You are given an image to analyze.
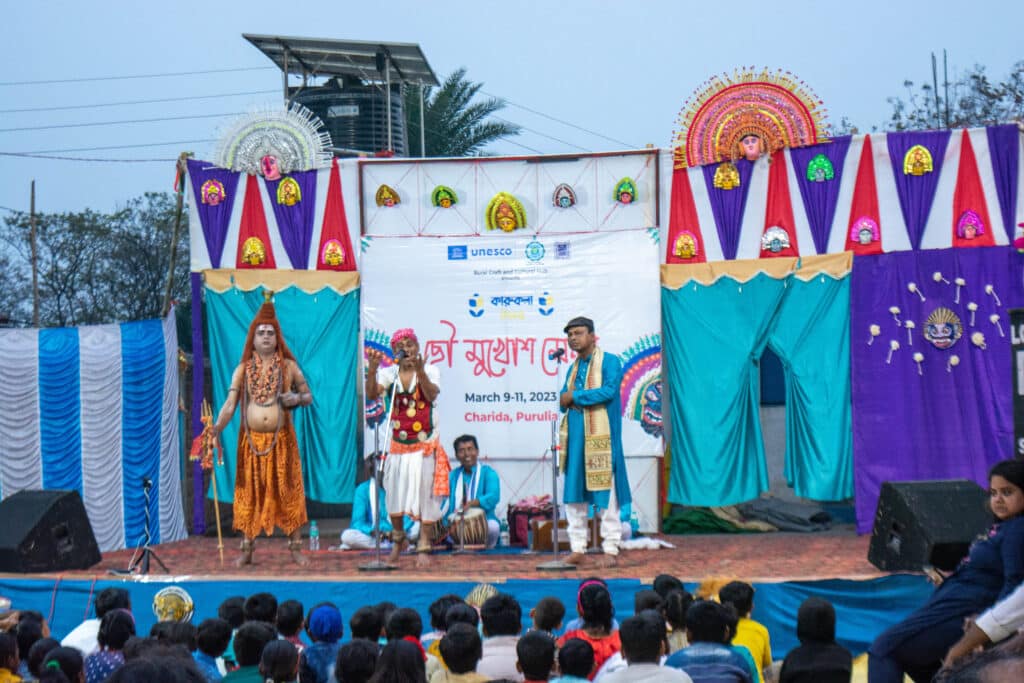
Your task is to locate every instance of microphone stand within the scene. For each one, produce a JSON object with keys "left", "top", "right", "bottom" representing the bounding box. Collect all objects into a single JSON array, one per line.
[
  {"left": 360, "top": 361, "right": 403, "bottom": 572},
  {"left": 537, "top": 350, "right": 575, "bottom": 572}
]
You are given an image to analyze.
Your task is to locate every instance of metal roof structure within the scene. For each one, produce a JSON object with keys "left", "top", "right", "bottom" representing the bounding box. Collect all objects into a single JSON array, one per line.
[{"left": 242, "top": 34, "right": 440, "bottom": 87}]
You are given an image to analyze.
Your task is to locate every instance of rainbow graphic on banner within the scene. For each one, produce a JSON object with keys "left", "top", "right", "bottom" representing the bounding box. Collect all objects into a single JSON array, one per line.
[{"left": 619, "top": 334, "right": 663, "bottom": 438}]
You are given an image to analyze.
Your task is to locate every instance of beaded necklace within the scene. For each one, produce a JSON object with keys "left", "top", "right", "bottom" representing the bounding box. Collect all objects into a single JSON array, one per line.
[{"left": 247, "top": 353, "right": 282, "bottom": 407}]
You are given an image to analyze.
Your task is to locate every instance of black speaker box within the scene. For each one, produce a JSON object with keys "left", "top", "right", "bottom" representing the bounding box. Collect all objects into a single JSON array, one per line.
[
  {"left": 868, "top": 479, "right": 990, "bottom": 572},
  {"left": 0, "top": 490, "right": 102, "bottom": 572}
]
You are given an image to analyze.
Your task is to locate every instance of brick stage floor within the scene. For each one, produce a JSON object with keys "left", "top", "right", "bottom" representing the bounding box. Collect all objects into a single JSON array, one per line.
[{"left": 47, "top": 527, "right": 885, "bottom": 583}]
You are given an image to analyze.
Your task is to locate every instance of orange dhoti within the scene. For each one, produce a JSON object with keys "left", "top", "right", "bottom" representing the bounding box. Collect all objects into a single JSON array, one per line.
[{"left": 233, "top": 424, "right": 307, "bottom": 538}]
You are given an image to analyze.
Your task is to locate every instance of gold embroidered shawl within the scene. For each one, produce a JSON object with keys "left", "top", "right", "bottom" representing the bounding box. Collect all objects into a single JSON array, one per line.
[{"left": 559, "top": 347, "right": 612, "bottom": 491}]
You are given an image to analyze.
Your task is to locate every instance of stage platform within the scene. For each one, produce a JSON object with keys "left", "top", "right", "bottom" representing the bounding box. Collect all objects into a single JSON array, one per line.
[{"left": 0, "top": 526, "right": 931, "bottom": 660}]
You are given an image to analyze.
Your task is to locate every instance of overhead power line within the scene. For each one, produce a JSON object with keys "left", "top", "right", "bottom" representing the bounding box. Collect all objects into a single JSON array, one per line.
[
  {"left": 1, "top": 139, "right": 217, "bottom": 155},
  {"left": 0, "top": 152, "right": 179, "bottom": 163},
  {"left": 0, "top": 90, "right": 279, "bottom": 114},
  {"left": 0, "top": 66, "right": 276, "bottom": 87},
  {"left": 0, "top": 112, "right": 244, "bottom": 133},
  {"left": 481, "top": 89, "right": 638, "bottom": 149},
  {"left": 492, "top": 116, "right": 592, "bottom": 153}
]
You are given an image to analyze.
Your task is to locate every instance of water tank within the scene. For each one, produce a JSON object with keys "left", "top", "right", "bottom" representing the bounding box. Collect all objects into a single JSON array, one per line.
[{"left": 292, "top": 77, "right": 408, "bottom": 156}]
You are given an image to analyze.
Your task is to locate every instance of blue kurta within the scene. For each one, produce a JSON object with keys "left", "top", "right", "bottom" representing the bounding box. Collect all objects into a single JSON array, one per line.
[
  {"left": 350, "top": 479, "right": 413, "bottom": 535},
  {"left": 445, "top": 464, "right": 501, "bottom": 523},
  {"left": 560, "top": 350, "right": 632, "bottom": 508}
]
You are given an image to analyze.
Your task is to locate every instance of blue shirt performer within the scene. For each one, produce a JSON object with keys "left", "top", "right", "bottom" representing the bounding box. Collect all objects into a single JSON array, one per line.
[
  {"left": 444, "top": 434, "right": 501, "bottom": 548},
  {"left": 340, "top": 453, "right": 417, "bottom": 549},
  {"left": 559, "top": 316, "right": 632, "bottom": 567}
]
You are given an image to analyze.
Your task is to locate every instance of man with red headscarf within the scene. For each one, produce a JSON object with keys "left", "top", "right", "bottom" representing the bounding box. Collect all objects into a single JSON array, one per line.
[
  {"left": 365, "top": 328, "right": 450, "bottom": 567},
  {"left": 213, "top": 299, "right": 312, "bottom": 566}
]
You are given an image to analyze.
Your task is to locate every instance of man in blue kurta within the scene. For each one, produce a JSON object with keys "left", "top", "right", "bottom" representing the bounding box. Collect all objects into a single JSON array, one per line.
[
  {"left": 559, "top": 316, "right": 632, "bottom": 567},
  {"left": 444, "top": 434, "right": 501, "bottom": 548},
  {"left": 340, "top": 453, "right": 417, "bottom": 550}
]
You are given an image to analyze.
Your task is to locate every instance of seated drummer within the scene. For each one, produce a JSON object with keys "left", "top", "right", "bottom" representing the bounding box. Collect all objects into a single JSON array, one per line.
[
  {"left": 341, "top": 452, "right": 418, "bottom": 550},
  {"left": 445, "top": 434, "right": 501, "bottom": 548}
]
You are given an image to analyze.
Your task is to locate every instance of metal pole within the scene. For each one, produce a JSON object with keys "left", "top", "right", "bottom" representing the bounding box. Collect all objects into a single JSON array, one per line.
[
  {"left": 283, "top": 50, "right": 289, "bottom": 107},
  {"left": 30, "top": 180, "right": 39, "bottom": 327},
  {"left": 943, "top": 49, "right": 950, "bottom": 128},
  {"left": 419, "top": 85, "right": 426, "bottom": 157},
  {"left": 161, "top": 154, "right": 189, "bottom": 318},
  {"left": 931, "top": 52, "right": 941, "bottom": 128},
  {"left": 385, "top": 54, "right": 393, "bottom": 152}
]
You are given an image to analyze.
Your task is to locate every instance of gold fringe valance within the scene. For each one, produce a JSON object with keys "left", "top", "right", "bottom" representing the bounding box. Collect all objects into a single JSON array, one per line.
[
  {"left": 661, "top": 252, "right": 852, "bottom": 289},
  {"left": 203, "top": 269, "right": 360, "bottom": 295}
]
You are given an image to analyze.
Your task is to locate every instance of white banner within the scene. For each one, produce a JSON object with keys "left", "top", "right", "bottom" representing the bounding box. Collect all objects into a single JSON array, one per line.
[{"left": 361, "top": 230, "right": 664, "bottom": 460}]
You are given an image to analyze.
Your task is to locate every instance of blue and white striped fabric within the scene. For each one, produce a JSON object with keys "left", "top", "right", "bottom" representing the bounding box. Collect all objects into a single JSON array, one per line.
[{"left": 0, "top": 311, "right": 186, "bottom": 552}]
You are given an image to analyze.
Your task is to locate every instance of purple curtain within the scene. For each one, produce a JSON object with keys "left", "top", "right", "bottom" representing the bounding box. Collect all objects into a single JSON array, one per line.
[
  {"left": 887, "top": 130, "right": 952, "bottom": 250},
  {"left": 791, "top": 137, "right": 852, "bottom": 254},
  {"left": 263, "top": 170, "right": 318, "bottom": 269},
  {"left": 986, "top": 125, "right": 1020, "bottom": 243},
  {"left": 850, "top": 246, "right": 1022, "bottom": 532},
  {"left": 702, "top": 158, "right": 755, "bottom": 260},
  {"left": 187, "top": 159, "right": 240, "bottom": 269},
  {"left": 190, "top": 272, "right": 206, "bottom": 534}
]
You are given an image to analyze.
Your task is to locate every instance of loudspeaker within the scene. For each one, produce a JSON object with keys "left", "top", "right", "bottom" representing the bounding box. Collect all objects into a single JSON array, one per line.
[
  {"left": 0, "top": 490, "right": 101, "bottom": 572},
  {"left": 868, "top": 479, "right": 989, "bottom": 572}
]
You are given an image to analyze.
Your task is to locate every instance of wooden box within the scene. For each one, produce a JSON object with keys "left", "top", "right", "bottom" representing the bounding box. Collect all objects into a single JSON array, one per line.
[{"left": 530, "top": 518, "right": 604, "bottom": 552}]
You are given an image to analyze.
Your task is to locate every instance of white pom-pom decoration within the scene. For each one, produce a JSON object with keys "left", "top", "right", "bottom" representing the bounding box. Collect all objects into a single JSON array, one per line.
[
  {"left": 985, "top": 284, "right": 1002, "bottom": 307},
  {"left": 968, "top": 302, "right": 978, "bottom": 326},
  {"left": 947, "top": 354, "right": 960, "bottom": 372},
  {"left": 905, "top": 320, "right": 916, "bottom": 345},
  {"left": 954, "top": 277, "right": 966, "bottom": 303},
  {"left": 908, "top": 282, "right": 926, "bottom": 302},
  {"left": 933, "top": 271, "right": 949, "bottom": 284},
  {"left": 971, "top": 331, "right": 987, "bottom": 350},
  {"left": 991, "top": 313, "right": 1005, "bottom": 337},
  {"left": 913, "top": 352, "right": 924, "bottom": 375},
  {"left": 887, "top": 340, "right": 900, "bottom": 364},
  {"left": 868, "top": 324, "right": 881, "bottom": 345},
  {"left": 889, "top": 306, "right": 901, "bottom": 325}
]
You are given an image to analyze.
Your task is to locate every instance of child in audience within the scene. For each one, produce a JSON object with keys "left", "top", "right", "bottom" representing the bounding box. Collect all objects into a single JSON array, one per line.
[
  {"left": 719, "top": 582, "right": 771, "bottom": 683},
  {"left": 260, "top": 641, "right": 298, "bottom": 683},
  {"left": 530, "top": 599, "right": 565, "bottom": 638},
  {"left": 194, "top": 618, "right": 232, "bottom": 682},
  {"left": 335, "top": 640, "right": 378, "bottom": 683},
  {"left": 515, "top": 632, "right": 555, "bottom": 683},
  {"left": 433, "top": 624, "right": 486, "bottom": 683},
  {"left": 550, "top": 639, "right": 593, "bottom": 683},
  {"left": 0, "top": 633, "right": 20, "bottom": 683},
  {"left": 664, "top": 591, "right": 693, "bottom": 654},
  {"left": 277, "top": 601, "right": 306, "bottom": 655},
  {"left": 85, "top": 609, "right": 134, "bottom": 683},
  {"left": 557, "top": 583, "right": 620, "bottom": 678},
  {"left": 778, "top": 597, "right": 851, "bottom": 683},
  {"left": 299, "top": 603, "right": 343, "bottom": 683},
  {"left": 41, "top": 648, "right": 84, "bottom": 683}
]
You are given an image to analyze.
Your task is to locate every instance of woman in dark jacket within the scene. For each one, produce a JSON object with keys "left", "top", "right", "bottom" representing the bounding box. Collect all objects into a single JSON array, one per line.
[{"left": 868, "top": 459, "right": 1024, "bottom": 682}]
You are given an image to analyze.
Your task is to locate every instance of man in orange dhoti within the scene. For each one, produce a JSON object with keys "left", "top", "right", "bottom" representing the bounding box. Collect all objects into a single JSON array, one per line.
[{"left": 213, "top": 300, "right": 312, "bottom": 567}]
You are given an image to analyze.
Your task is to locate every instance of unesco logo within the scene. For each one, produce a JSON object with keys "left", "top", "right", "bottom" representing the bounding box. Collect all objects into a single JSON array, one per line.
[{"left": 525, "top": 241, "right": 545, "bottom": 262}]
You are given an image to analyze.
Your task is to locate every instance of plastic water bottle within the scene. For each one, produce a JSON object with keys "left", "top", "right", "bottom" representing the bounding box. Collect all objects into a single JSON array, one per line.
[
  {"left": 629, "top": 510, "right": 640, "bottom": 535},
  {"left": 499, "top": 519, "right": 510, "bottom": 547},
  {"left": 309, "top": 520, "right": 320, "bottom": 551}
]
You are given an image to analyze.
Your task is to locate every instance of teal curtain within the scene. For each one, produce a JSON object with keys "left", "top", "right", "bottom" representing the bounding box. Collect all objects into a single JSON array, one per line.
[
  {"left": 664, "top": 268, "right": 852, "bottom": 506},
  {"left": 663, "top": 275, "right": 786, "bottom": 506},
  {"left": 768, "top": 275, "right": 853, "bottom": 501},
  {"left": 206, "top": 285, "right": 360, "bottom": 504}
]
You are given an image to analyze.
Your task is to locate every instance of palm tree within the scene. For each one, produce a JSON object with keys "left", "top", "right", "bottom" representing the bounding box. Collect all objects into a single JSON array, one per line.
[{"left": 404, "top": 68, "right": 521, "bottom": 157}]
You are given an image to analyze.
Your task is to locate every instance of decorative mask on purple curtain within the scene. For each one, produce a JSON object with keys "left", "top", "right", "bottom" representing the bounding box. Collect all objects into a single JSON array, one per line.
[{"left": 957, "top": 210, "right": 985, "bottom": 240}]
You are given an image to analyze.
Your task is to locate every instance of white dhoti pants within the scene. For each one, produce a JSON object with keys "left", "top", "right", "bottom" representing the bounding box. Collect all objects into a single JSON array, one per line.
[
  {"left": 564, "top": 474, "right": 621, "bottom": 555},
  {"left": 340, "top": 522, "right": 420, "bottom": 549}
]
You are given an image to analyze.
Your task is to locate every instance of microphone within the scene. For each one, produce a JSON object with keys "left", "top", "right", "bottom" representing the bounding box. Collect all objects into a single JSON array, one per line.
[
  {"left": 548, "top": 348, "right": 566, "bottom": 361},
  {"left": 394, "top": 349, "right": 407, "bottom": 361}
]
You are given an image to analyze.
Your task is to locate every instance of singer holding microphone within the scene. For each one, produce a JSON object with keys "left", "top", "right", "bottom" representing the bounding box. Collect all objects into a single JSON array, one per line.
[
  {"left": 559, "top": 316, "right": 631, "bottom": 567},
  {"left": 365, "top": 328, "right": 450, "bottom": 567}
]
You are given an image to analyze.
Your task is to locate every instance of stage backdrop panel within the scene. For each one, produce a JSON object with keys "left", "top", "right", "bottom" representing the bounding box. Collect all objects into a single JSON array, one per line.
[
  {"left": 663, "top": 126, "right": 1024, "bottom": 262},
  {"left": 359, "top": 150, "right": 660, "bottom": 237},
  {"left": 662, "top": 254, "right": 854, "bottom": 507},
  {"left": 361, "top": 229, "right": 663, "bottom": 464},
  {"left": 204, "top": 271, "right": 361, "bottom": 504},
  {"left": 0, "top": 312, "right": 186, "bottom": 552},
  {"left": 850, "top": 246, "right": 1023, "bottom": 532}
]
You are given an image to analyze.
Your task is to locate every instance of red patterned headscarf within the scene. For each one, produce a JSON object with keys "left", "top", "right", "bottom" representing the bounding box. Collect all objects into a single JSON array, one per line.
[{"left": 391, "top": 328, "right": 418, "bottom": 349}]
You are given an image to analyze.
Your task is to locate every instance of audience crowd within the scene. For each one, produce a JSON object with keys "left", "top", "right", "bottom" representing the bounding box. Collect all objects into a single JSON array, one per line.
[
  {"left": 3, "top": 459, "right": 1024, "bottom": 682},
  {"left": 3, "top": 569, "right": 1023, "bottom": 683}
]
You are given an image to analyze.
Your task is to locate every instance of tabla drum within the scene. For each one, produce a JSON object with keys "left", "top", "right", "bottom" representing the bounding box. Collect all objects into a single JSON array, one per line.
[{"left": 450, "top": 507, "right": 488, "bottom": 548}]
